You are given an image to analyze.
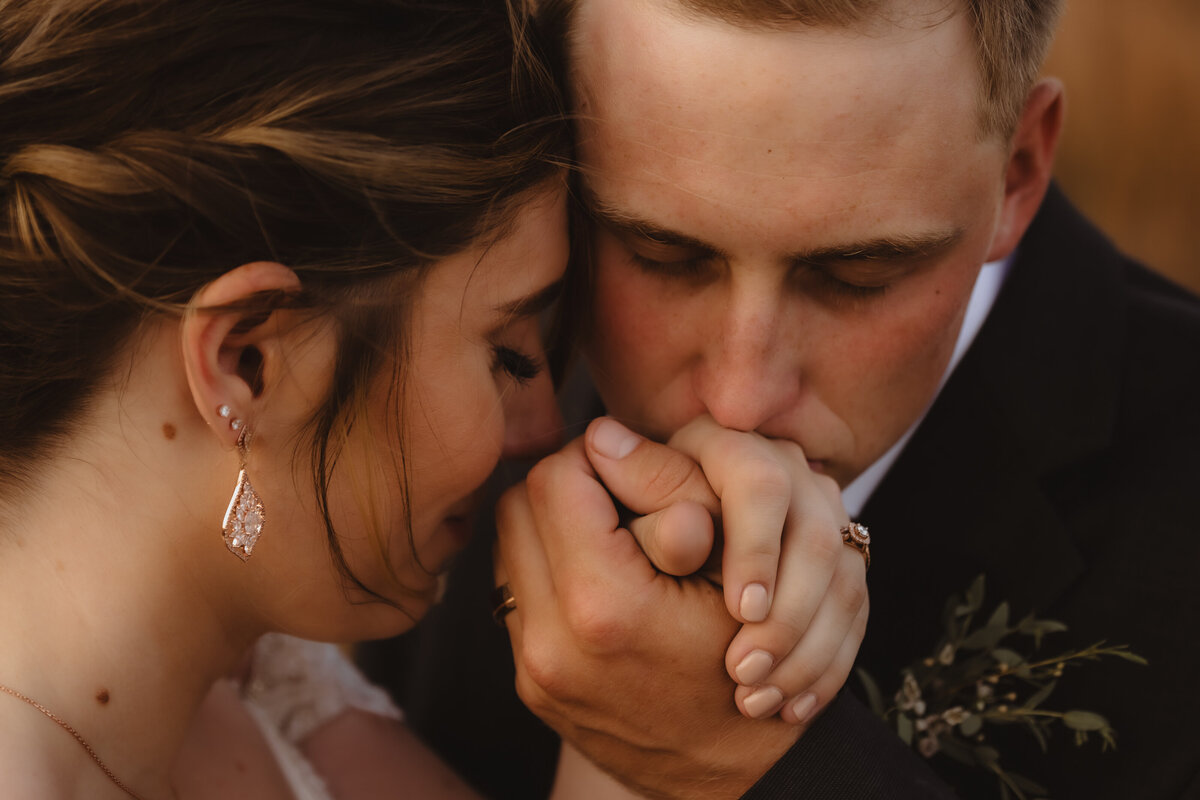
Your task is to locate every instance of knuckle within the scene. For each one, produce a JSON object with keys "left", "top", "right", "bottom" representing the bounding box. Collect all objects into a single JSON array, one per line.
[
  {"left": 778, "top": 663, "right": 823, "bottom": 696},
  {"left": 734, "top": 535, "right": 783, "bottom": 569},
  {"left": 737, "top": 455, "right": 792, "bottom": 503},
  {"left": 560, "top": 581, "right": 631, "bottom": 649},
  {"left": 753, "top": 612, "right": 809, "bottom": 652},
  {"left": 710, "top": 429, "right": 763, "bottom": 466},
  {"left": 811, "top": 473, "right": 841, "bottom": 500},
  {"left": 518, "top": 630, "right": 575, "bottom": 704},
  {"left": 524, "top": 452, "right": 589, "bottom": 512},
  {"left": 804, "top": 523, "right": 846, "bottom": 565},
  {"left": 524, "top": 455, "right": 563, "bottom": 501},
  {"left": 810, "top": 473, "right": 846, "bottom": 511},
  {"left": 642, "top": 451, "right": 700, "bottom": 505},
  {"left": 769, "top": 437, "right": 808, "bottom": 465},
  {"left": 495, "top": 482, "right": 529, "bottom": 520}
]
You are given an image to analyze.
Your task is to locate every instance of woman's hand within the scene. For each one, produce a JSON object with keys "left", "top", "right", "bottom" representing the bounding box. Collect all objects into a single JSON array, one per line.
[{"left": 582, "top": 415, "right": 869, "bottom": 724}]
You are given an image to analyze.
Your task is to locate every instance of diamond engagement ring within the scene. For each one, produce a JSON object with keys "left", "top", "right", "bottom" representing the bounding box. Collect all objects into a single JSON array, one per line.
[{"left": 840, "top": 523, "right": 871, "bottom": 571}]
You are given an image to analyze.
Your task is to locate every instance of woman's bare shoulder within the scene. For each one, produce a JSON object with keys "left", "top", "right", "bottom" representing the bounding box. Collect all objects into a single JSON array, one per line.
[{"left": 171, "top": 680, "right": 297, "bottom": 800}]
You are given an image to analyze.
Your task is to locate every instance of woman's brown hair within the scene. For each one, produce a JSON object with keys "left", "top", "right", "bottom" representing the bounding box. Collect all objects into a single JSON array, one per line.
[{"left": 0, "top": 0, "right": 570, "bottom": 594}]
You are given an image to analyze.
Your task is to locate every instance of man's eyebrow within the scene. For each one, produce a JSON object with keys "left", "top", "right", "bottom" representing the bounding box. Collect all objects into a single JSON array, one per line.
[
  {"left": 788, "top": 230, "right": 963, "bottom": 268},
  {"left": 586, "top": 200, "right": 726, "bottom": 257},
  {"left": 495, "top": 277, "right": 565, "bottom": 317},
  {"left": 583, "top": 190, "right": 961, "bottom": 266}
]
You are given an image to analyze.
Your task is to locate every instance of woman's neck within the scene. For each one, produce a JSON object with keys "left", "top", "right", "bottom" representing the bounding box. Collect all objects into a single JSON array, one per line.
[{"left": 0, "top": 386, "right": 258, "bottom": 798}]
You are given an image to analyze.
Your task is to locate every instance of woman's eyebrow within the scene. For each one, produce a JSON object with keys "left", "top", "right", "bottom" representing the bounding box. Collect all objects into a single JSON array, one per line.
[{"left": 495, "top": 278, "right": 565, "bottom": 317}]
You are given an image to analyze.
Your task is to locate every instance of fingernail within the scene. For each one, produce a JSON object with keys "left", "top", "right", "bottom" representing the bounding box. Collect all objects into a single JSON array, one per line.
[
  {"left": 740, "top": 583, "right": 769, "bottom": 623},
  {"left": 734, "top": 650, "right": 774, "bottom": 685},
  {"left": 743, "top": 686, "right": 784, "bottom": 719},
  {"left": 590, "top": 417, "right": 641, "bottom": 460},
  {"left": 791, "top": 692, "right": 819, "bottom": 724}
]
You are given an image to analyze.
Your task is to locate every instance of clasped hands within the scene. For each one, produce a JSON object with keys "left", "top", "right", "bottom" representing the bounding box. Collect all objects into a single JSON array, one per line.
[{"left": 494, "top": 415, "right": 868, "bottom": 799}]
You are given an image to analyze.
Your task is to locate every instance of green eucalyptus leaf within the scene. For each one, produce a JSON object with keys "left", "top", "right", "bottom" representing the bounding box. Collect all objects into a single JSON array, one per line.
[
  {"left": 974, "top": 745, "right": 1001, "bottom": 768},
  {"left": 992, "top": 648, "right": 1025, "bottom": 667},
  {"left": 855, "top": 667, "right": 886, "bottom": 718},
  {"left": 996, "top": 770, "right": 1029, "bottom": 800},
  {"left": 961, "top": 622, "right": 1009, "bottom": 651},
  {"left": 944, "top": 595, "right": 965, "bottom": 627},
  {"left": 966, "top": 574, "right": 986, "bottom": 612},
  {"left": 1108, "top": 649, "right": 1149, "bottom": 666},
  {"left": 1018, "top": 617, "right": 1069, "bottom": 648},
  {"left": 897, "top": 712, "right": 914, "bottom": 745},
  {"left": 1063, "top": 710, "right": 1109, "bottom": 732},
  {"left": 1022, "top": 718, "right": 1049, "bottom": 753},
  {"left": 1008, "top": 771, "right": 1049, "bottom": 795},
  {"left": 1023, "top": 680, "right": 1057, "bottom": 710},
  {"left": 961, "top": 713, "right": 983, "bottom": 737},
  {"left": 987, "top": 601, "right": 1011, "bottom": 630},
  {"left": 1019, "top": 617, "right": 1069, "bottom": 635}
]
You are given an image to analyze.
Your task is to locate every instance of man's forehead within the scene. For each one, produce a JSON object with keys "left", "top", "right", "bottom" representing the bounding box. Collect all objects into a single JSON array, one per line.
[
  {"left": 572, "top": 2, "right": 982, "bottom": 187},
  {"left": 573, "top": 0, "right": 980, "bottom": 118},
  {"left": 571, "top": 0, "right": 976, "bottom": 124}
]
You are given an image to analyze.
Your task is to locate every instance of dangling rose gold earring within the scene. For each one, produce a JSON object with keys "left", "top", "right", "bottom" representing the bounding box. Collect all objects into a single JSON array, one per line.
[{"left": 218, "top": 405, "right": 264, "bottom": 561}]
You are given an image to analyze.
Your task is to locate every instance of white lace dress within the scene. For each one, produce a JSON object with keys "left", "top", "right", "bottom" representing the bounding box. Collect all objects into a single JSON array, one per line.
[{"left": 239, "top": 633, "right": 404, "bottom": 800}]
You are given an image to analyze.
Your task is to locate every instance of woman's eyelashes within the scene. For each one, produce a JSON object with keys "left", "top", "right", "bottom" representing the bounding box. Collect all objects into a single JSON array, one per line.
[{"left": 492, "top": 345, "right": 542, "bottom": 385}]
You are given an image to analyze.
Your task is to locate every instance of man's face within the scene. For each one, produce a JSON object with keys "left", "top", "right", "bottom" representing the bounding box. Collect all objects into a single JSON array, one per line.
[{"left": 574, "top": 0, "right": 1017, "bottom": 486}]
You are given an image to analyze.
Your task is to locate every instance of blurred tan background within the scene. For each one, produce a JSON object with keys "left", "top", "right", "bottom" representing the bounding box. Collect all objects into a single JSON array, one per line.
[{"left": 1044, "top": 1, "right": 1200, "bottom": 292}]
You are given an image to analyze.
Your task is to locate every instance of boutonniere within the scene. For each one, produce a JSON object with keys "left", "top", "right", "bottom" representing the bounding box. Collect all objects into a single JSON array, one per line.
[{"left": 856, "top": 575, "right": 1147, "bottom": 800}]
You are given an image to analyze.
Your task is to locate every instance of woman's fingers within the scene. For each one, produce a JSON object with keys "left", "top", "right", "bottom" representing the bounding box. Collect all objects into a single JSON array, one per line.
[
  {"left": 668, "top": 416, "right": 796, "bottom": 624},
  {"left": 731, "top": 570, "right": 869, "bottom": 722}
]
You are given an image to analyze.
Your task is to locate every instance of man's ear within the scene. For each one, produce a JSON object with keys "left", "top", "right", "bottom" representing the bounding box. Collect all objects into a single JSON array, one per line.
[
  {"left": 180, "top": 261, "right": 303, "bottom": 444},
  {"left": 986, "top": 78, "right": 1065, "bottom": 262}
]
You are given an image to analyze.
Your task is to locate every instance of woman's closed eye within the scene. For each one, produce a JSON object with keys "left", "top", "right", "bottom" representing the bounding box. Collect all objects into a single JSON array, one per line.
[{"left": 492, "top": 345, "right": 542, "bottom": 385}]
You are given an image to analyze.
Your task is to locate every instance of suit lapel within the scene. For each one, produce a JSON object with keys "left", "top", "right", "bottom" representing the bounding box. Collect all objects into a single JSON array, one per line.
[{"left": 857, "top": 186, "right": 1128, "bottom": 677}]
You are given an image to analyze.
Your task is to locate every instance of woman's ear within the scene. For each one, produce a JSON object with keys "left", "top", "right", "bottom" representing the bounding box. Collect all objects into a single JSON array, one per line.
[
  {"left": 986, "top": 78, "right": 1066, "bottom": 262},
  {"left": 181, "top": 261, "right": 303, "bottom": 444}
]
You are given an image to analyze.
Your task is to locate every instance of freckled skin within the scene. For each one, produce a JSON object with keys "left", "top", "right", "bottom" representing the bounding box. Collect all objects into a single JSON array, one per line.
[
  {"left": 162, "top": 423, "right": 176, "bottom": 440},
  {"left": 96, "top": 689, "right": 109, "bottom": 705},
  {"left": 574, "top": 1, "right": 1016, "bottom": 487}
]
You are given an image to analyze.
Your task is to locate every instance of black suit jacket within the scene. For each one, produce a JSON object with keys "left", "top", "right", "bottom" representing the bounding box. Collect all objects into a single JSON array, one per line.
[{"left": 361, "top": 186, "right": 1200, "bottom": 799}]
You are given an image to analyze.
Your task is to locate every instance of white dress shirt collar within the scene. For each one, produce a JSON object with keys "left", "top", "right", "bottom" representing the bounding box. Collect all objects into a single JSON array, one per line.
[{"left": 841, "top": 254, "right": 1014, "bottom": 519}]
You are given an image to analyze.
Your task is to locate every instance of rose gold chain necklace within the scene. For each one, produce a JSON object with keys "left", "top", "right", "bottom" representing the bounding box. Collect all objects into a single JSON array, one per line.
[{"left": 0, "top": 682, "right": 147, "bottom": 800}]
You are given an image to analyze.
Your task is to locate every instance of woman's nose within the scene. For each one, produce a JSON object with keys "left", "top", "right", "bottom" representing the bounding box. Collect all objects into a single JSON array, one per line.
[{"left": 501, "top": 369, "right": 565, "bottom": 460}]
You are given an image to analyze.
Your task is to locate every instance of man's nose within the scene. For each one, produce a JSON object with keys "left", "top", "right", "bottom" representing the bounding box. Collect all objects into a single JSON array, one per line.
[
  {"left": 693, "top": 292, "right": 799, "bottom": 433},
  {"left": 501, "top": 368, "right": 565, "bottom": 460}
]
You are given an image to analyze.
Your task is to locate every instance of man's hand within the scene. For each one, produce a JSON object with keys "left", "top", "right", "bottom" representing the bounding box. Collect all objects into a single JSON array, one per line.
[
  {"left": 494, "top": 436, "right": 801, "bottom": 799},
  {"left": 582, "top": 415, "right": 868, "bottom": 724}
]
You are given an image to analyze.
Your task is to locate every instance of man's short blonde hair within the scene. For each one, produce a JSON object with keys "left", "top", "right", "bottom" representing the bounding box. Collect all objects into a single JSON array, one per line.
[{"left": 542, "top": 0, "right": 1065, "bottom": 139}]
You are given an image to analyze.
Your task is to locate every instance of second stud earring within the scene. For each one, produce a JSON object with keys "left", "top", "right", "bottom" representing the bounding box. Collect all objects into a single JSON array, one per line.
[{"left": 218, "top": 404, "right": 244, "bottom": 432}]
